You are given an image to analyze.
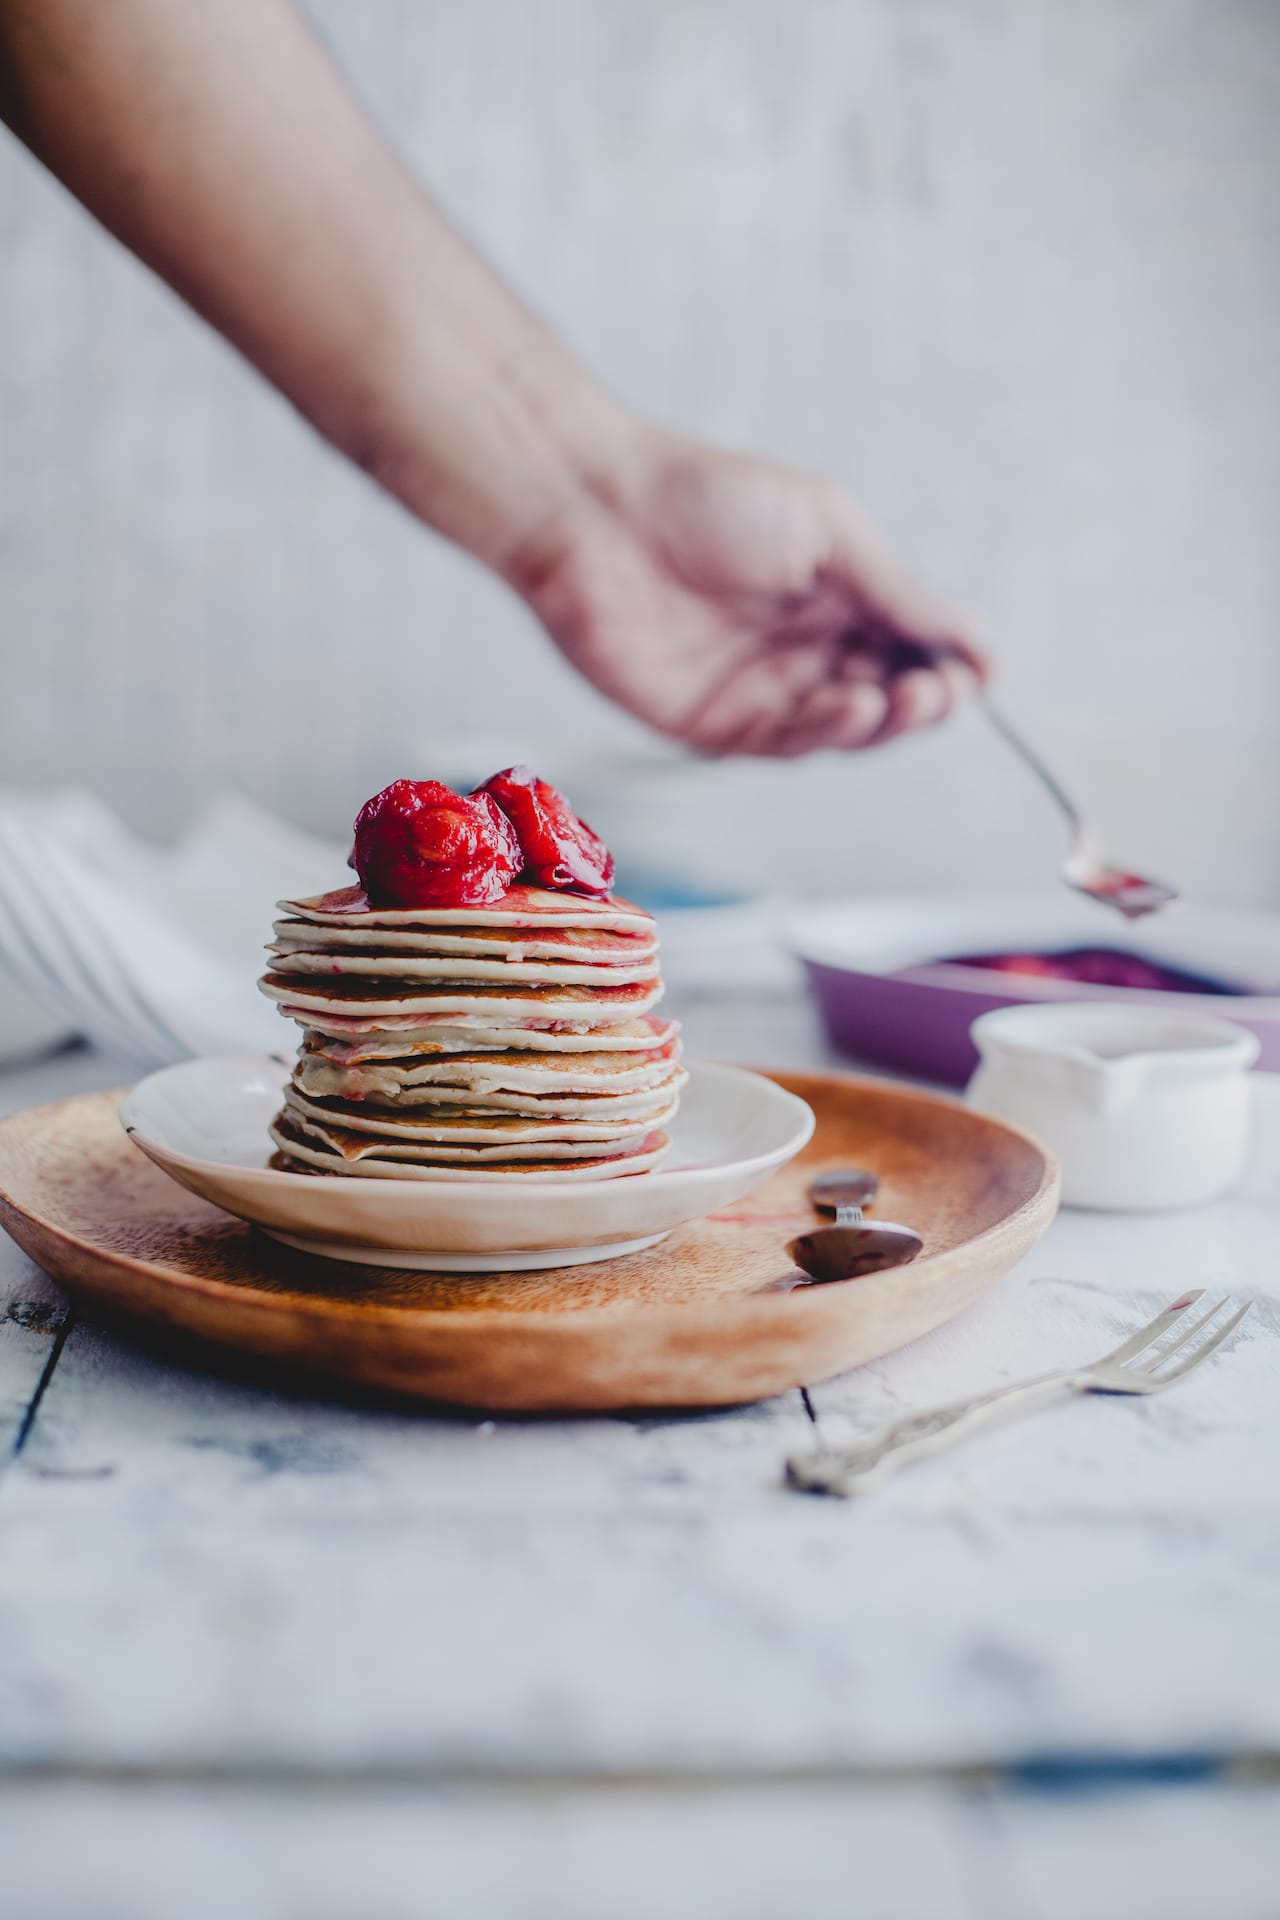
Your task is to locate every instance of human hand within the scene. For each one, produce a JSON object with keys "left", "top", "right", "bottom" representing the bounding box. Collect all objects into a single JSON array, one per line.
[
  {"left": 0, "top": 0, "right": 988, "bottom": 762},
  {"left": 518, "top": 427, "right": 991, "bottom": 756}
]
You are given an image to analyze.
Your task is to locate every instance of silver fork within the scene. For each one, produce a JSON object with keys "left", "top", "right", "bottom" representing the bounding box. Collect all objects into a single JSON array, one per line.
[{"left": 786, "top": 1290, "right": 1252, "bottom": 1498}]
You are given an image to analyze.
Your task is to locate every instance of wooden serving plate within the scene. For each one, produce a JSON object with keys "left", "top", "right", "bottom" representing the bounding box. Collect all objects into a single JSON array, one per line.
[{"left": 0, "top": 1071, "right": 1058, "bottom": 1410}]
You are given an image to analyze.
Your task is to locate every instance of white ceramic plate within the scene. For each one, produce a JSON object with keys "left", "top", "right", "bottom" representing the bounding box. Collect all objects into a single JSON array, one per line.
[{"left": 119, "top": 1055, "right": 815, "bottom": 1270}]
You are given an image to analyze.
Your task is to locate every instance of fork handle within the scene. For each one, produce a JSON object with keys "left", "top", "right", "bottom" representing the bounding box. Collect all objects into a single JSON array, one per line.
[{"left": 786, "top": 1372, "right": 1077, "bottom": 1497}]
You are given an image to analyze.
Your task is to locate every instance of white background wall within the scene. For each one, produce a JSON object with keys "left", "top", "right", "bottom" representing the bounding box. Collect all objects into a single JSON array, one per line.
[{"left": 1, "top": 0, "right": 1277, "bottom": 905}]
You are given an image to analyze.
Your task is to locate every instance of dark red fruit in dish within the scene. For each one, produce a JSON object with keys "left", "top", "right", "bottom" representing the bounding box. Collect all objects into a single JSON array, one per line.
[
  {"left": 351, "top": 779, "right": 522, "bottom": 909},
  {"left": 945, "top": 947, "right": 1239, "bottom": 996},
  {"left": 475, "top": 765, "right": 615, "bottom": 897}
]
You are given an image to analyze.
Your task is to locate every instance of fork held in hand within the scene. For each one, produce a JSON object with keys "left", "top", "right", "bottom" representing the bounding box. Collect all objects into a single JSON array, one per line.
[{"left": 786, "top": 1290, "right": 1252, "bottom": 1498}]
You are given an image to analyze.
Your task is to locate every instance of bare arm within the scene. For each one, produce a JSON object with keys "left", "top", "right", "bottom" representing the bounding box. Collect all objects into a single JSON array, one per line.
[{"left": 0, "top": 0, "right": 988, "bottom": 755}]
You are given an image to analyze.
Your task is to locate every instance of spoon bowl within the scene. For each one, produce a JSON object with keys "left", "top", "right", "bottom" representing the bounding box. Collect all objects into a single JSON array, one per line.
[
  {"left": 896, "top": 634, "right": 1179, "bottom": 922},
  {"left": 1062, "top": 843, "right": 1178, "bottom": 920},
  {"left": 788, "top": 1220, "right": 924, "bottom": 1286},
  {"left": 979, "top": 697, "right": 1177, "bottom": 920}
]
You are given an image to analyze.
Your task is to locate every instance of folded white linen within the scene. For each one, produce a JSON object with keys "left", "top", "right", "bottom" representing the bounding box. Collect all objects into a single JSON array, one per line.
[{"left": 0, "top": 790, "right": 343, "bottom": 1068}]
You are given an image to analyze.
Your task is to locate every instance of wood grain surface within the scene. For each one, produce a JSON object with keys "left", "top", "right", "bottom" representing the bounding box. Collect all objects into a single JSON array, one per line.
[{"left": 0, "top": 1071, "right": 1057, "bottom": 1409}]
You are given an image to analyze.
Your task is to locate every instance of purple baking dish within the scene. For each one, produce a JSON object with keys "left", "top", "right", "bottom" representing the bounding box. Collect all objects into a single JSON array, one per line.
[{"left": 789, "top": 893, "right": 1280, "bottom": 1085}]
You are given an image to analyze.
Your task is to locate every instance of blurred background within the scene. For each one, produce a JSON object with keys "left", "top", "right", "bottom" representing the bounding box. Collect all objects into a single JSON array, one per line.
[{"left": 2, "top": 0, "right": 1278, "bottom": 906}]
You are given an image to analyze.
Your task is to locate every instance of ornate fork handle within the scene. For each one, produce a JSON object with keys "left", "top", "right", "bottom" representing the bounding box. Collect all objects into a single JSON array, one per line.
[{"left": 786, "top": 1372, "right": 1076, "bottom": 1497}]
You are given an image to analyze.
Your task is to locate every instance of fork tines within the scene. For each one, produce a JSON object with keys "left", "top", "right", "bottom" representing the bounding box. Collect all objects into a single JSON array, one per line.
[{"left": 1104, "top": 1291, "right": 1253, "bottom": 1389}]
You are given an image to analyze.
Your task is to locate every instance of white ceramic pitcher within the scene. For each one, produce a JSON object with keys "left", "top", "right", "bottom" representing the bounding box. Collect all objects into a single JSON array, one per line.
[{"left": 967, "top": 1002, "right": 1259, "bottom": 1210}]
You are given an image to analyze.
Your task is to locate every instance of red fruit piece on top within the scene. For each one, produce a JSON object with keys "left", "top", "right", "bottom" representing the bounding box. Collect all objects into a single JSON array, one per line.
[
  {"left": 476, "top": 765, "right": 615, "bottom": 896},
  {"left": 351, "top": 778, "right": 521, "bottom": 909}
]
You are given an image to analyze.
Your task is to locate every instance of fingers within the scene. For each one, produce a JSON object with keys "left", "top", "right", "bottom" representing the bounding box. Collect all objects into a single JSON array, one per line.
[
  {"left": 762, "top": 648, "right": 975, "bottom": 757},
  {"left": 683, "top": 636, "right": 975, "bottom": 758},
  {"left": 679, "top": 645, "right": 811, "bottom": 754},
  {"left": 870, "top": 654, "right": 980, "bottom": 745},
  {"left": 769, "top": 680, "right": 889, "bottom": 757},
  {"left": 679, "top": 590, "right": 983, "bottom": 759},
  {"left": 683, "top": 641, "right": 892, "bottom": 757},
  {"left": 874, "top": 667, "right": 950, "bottom": 740}
]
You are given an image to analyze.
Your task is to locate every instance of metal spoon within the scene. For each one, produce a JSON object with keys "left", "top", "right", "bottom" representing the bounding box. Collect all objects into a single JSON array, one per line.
[
  {"left": 883, "top": 637, "right": 1178, "bottom": 920},
  {"left": 978, "top": 697, "right": 1178, "bottom": 920},
  {"left": 789, "top": 1169, "right": 922, "bottom": 1284},
  {"left": 789, "top": 1210, "right": 924, "bottom": 1284}
]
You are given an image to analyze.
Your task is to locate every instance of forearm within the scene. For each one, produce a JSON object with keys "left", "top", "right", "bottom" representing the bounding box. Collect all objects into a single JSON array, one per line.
[
  {"left": 0, "top": 0, "right": 629, "bottom": 577},
  {"left": 1, "top": 0, "right": 984, "bottom": 758}
]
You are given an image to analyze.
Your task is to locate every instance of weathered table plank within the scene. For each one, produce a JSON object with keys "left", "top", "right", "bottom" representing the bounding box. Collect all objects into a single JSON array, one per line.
[
  {"left": 4, "top": 1777, "right": 1279, "bottom": 1920},
  {"left": 1, "top": 1253, "right": 1276, "bottom": 1772},
  {"left": 0, "top": 1022, "right": 97, "bottom": 1467},
  {"left": 0, "top": 1780, "right": 992, "bottom": 1920},
  {"left": 0, "top": 1265, "right": 69, "bottom": 1461}
]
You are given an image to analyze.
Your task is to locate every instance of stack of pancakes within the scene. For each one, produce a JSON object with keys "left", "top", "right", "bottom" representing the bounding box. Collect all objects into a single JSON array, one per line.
[{"left": 259, "top": 885, "right": 683, "bottom": 1180}]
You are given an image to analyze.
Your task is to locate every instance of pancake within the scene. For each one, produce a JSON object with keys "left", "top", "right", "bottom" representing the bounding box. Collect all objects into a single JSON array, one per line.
[
  {"left": 266, "top": 948, "right": 660, "bottom": 986},
  {"left": 272, "top": 920, "right": 658, "bottom": 965},
  {"left": 283, "top": 1085, "right": 661, "bottom": 1145},
  {"left": 298, "top": 1014, "right": 679, "bottom": 1061},
  {"left": 294, "top": 1040, "right": 681, "bottom": 1103},
  {"left": 263, "top": 873, "right": 680, "bottom": 1183},
  {"left": 270, "top": 1112, "right": 671, "bottom": 1181},
  {"left": 279, "top": 883, "right": 654, "bottom": 936},
  {"left": 281, "top": 1089, "right": 656, "bottom": 1151},
  {"left": 279, "top": 1123, "right": 652, "bottom": 1165},
  {"left": 285, "top": 1069, "right": 685, "bottom": 1129},
  {"left": 260, "top": 972, "right": 664, "bottom": 1023}
]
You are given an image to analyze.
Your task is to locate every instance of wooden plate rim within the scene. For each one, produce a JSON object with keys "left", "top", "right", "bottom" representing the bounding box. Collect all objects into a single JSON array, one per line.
[{"left": 0, "top": 1071, "right": 1060, "bottom": 1337}]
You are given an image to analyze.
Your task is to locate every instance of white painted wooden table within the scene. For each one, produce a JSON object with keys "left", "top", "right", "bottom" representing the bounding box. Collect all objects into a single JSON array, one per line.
[{"left": 2, "top": 987, "right": 1278, "bottom": 1920}]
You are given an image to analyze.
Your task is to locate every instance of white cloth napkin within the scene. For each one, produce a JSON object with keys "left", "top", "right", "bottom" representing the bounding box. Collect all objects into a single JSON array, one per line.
[{"left": 0, "top": 790, "right": 344, "bottom": 1069}]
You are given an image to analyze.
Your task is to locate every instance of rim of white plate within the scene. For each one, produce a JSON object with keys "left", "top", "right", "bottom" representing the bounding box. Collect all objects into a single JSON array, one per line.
[{"left": 119, "top": 1055, "right": 816, "bottom": 1195}]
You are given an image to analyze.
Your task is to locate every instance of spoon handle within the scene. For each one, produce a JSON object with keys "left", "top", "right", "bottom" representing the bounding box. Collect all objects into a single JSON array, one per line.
[
  {"left": 922, "top": 638, "right": 1085, "bottom": 836},
  {"left": 977, "top": 695, "right": 1083, "bottom": 835},
  {"left": 785, "top": 1372, "right": 1071, "bottom": 1496}
]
